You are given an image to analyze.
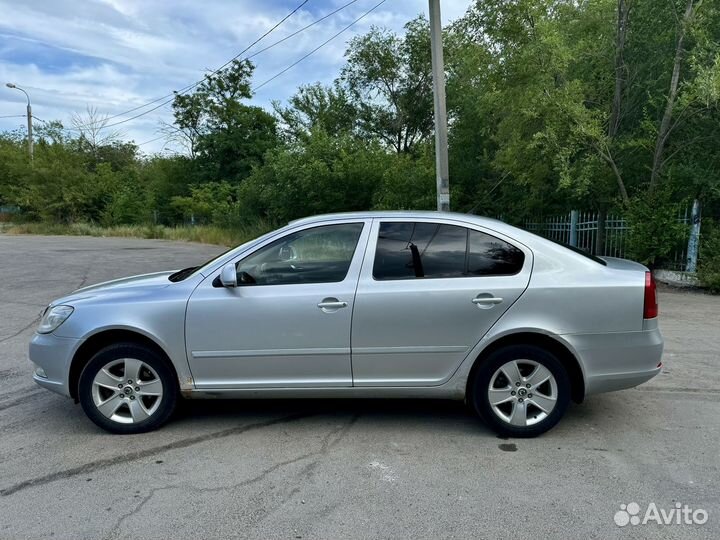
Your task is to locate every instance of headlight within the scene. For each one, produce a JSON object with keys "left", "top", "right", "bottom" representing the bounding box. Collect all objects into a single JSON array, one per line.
[{"left": 37, "top": 305, "right": 74, "bottom": 334}]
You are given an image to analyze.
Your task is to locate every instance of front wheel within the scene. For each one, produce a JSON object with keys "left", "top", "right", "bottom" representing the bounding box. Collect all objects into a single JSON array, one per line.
[
  {"left": 471, "top": 345, "right": 570, "bottom": 438},
  {"left": 78, "top": 343, "right": 178, "bottom": 434}
]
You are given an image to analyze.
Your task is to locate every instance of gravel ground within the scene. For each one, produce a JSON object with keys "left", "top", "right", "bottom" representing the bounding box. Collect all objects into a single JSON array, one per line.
[{"left": 0, "top": 235, "right": 718, "bottom": 540}]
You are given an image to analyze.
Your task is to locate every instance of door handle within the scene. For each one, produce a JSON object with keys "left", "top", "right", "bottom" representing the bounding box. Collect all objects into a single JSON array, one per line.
[
  {"left": 317, "top": 299, "right": 348, "bottom": 310},
  {"left": 472, "top": 296, "right": 503, "bottom": 305}
]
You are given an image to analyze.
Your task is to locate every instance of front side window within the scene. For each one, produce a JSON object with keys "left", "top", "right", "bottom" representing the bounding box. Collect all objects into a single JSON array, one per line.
[
  {"left": 236, "top": 223, "right": 364, "bottom": 285},
  {"left": 373, "top": 222, "right": 524, "bottom": 280}
]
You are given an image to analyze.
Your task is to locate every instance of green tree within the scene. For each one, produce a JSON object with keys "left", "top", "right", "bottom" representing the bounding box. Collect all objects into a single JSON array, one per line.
[
  {"left": 240, "top": 130, "right": 389, "bottom": 222},
  {"left": 341, "top": 17, "right": 434, "bottom": 153},
  {"left": 170, "top": 59, "right": 278, "bottom": 183},
  {"left": 372, "top": 144, "right": 436, "bottom": 210},
  {"left": 273, "top": 82, "right": 357, "bottom": 142}
]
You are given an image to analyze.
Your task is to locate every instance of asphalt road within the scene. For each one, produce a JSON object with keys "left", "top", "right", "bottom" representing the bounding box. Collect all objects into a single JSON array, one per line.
[{"left": 0, "top": 235, "right": 718, "bottom": 540}]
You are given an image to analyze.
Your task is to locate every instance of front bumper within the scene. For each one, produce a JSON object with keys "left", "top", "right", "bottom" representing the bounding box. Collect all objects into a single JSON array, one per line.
[
  {"left": 29, "top": 332, "right": 82, "bottom": 398},
  {"left": 562, "top": 324, "right": 664, "bottom": 396}
]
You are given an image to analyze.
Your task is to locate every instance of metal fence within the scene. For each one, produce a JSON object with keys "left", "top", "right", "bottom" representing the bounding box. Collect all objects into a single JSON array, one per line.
[{"left": 523, "top": 208, "right": 691, "bottom": 269}]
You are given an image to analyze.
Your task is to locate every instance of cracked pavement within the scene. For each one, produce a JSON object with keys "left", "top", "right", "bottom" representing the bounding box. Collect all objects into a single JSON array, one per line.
[{"left": 0, "top": 235, "right": 719, "bottom": 539}]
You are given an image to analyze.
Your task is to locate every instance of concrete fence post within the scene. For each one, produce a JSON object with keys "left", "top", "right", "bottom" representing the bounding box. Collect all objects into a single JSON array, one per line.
[
  {"left": 569, "top": 210, "right": 579, "bottom": 247},
  {"left": 686, "top": 199, "right": 701, "bottom": 272},
  {"left": 596, "top": 212, "right": 606, "bottom": 256}
]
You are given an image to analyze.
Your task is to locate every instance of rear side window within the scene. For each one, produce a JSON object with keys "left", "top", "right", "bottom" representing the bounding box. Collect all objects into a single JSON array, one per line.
[{"left": 373, "top": 222, "right": 524, "bottom": 280}]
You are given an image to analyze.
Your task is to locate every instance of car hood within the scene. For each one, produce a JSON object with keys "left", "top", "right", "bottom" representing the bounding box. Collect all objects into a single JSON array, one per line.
[{"left": 52, "top": 271, "right": 175, "bottom": 305}]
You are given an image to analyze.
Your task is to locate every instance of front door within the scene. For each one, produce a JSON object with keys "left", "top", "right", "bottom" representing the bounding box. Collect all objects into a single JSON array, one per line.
[
  {"left": 185, "top": 221, "right": 369, "bottom": 389},
  {"left": 351, "top": 219, "right": 532, "bottom": 386}
]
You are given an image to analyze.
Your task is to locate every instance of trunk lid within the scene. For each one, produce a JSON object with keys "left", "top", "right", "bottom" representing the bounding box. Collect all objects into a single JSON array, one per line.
[{"left": 599, "top": 256, "right": 649, "bottom": 272}]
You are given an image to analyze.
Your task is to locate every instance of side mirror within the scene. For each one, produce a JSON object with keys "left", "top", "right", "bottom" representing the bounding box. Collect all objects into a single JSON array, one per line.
[{"left": 219, "top": 263, "right": 237, "bottom": 288}]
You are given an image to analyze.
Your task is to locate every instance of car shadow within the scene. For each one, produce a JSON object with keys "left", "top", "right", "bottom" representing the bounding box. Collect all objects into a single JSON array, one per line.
[
  {"left": 172, "top": 395, "right": 627, "bottom": 438},
  {"left": 168, "top": 397, "right": 509, "bottom": 438},
  {"left": 176, "top": 397, "right": 479, "bottom": 428},
  {"left": 28, "top": 391, "right": 632, "bottom": 440}
]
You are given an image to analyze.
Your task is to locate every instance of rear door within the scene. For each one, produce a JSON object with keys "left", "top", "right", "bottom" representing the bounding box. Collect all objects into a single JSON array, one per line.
[{"left": 351, "top": 218, "right": 532, "bottom": 386}]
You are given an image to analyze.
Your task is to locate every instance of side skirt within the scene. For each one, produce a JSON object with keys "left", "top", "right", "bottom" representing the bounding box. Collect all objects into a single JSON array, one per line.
[{"left": 183, "top": 386, "right": 465, "bottom": 400}]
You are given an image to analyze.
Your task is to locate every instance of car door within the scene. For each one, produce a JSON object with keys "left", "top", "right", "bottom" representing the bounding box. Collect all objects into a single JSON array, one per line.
[
  {"left": 351, "top": 218, "right": 532, "bottom": 386},
  {"left": 185, "top": 220, "right": 370, "bottom": 389}
]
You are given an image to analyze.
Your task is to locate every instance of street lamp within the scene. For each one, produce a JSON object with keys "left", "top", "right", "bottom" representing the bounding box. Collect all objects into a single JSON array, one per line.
[{"left": 5, "top": 82, "right": 33, "bottom": 160}]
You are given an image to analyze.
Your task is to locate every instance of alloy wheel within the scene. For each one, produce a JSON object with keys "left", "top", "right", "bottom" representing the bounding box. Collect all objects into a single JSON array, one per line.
[
  {"left": 91, "top": 358, "right": 163, "bottom": 424},
  {"left": 487, "top": 359, "right": 558, "bottom": 427}
]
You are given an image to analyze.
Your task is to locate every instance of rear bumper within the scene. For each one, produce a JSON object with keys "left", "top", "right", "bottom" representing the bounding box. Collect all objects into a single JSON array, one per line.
[
  {"left": 29, "top": 332, "right": 81, "bottom": 398},
  {"left": 562, "top": 325, "right": 664, "bottom": 396}
]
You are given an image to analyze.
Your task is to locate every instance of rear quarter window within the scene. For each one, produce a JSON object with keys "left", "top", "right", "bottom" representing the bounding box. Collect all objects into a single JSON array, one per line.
[{"left": 468, "top": 230, "right": 525, "bottom": 276}]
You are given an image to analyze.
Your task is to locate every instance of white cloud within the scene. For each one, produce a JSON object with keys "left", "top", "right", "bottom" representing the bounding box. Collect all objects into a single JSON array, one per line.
[{"left": 0, "top": 0, "right": 472, "bottom": 153}]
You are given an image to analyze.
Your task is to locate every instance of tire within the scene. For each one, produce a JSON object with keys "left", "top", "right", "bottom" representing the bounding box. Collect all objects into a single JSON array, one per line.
[
  {"left": 470, "top": 344, "right": 570, "bottom": 438},
  {"left": 78, "top": 342, "right": 178, "bottom": 434}
]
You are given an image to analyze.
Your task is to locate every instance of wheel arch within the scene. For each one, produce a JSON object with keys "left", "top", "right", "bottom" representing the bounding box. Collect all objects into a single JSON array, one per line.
[
  {"left": 466, "top": 332, "right": 585, "bottom": 404},
  {"left": 69, "top": 329, "right": 178, "bottom": 401}
]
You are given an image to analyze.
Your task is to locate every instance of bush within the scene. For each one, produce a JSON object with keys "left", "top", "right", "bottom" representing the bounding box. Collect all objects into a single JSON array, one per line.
[
  {"left": 241, "top": 130, "right": 388, "bottom": 223},
  {"left": 170, "top": 182, "right": 245, "bottom": 228},
  {"left": 372, "top": 147, "right": 436, "bottom": 210},
  {"left": 0, "top": 221, "right": 274, "bottom": 247},
  {"left": 698, "top": 221, "right": 720, "bottom": 293},
  {"left": 624, "top": 192, "right": 688, "bottom": 268}
]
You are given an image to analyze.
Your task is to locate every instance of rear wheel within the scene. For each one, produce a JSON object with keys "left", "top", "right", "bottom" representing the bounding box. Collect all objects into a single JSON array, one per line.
[
  {"left": 471, "top": 345, "right": 570, "bottom": 438},
  {"left": 78, "top": 343, "right": 178, "bottom": 434}
]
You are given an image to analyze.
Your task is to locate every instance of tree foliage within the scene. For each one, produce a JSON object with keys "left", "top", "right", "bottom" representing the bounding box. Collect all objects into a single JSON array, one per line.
[
  {"left": 342, "top": 17, "right": 434, "bottom": 153},
  {"left": 1, "top": 1, "right": 720, "bottom": 273},
  {"left": 273, "top": 82, "right": 357, "bottom": 142},
  {"left": 170, "top": 59, "right": 278, "bottom": 182}
]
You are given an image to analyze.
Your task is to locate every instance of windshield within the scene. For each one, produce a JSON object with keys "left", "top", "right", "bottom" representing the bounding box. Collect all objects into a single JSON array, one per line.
[{"left": 167, "top": 230, "right": 281, "bottom": 282}]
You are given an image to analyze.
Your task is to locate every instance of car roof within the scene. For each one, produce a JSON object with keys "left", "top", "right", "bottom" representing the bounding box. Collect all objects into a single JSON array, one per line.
[
  {"left": 289, "top": 211, "right": 504, "bottom": 227},
  {"left": 289, "top": 211, "right": 523, "bottom": 239}
]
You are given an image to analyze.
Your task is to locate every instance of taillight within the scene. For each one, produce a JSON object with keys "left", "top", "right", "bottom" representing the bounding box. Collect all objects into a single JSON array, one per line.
[{"left": 644, "top": 271, "right": 658, "bottom": 319}]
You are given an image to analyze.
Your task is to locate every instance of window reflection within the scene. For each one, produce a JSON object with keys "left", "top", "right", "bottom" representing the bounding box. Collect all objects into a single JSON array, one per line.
[{"left": 373, "top": 222, "right": 524, "bottom": 280}]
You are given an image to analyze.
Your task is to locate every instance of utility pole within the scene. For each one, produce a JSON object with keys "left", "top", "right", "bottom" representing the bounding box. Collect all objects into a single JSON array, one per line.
[
  {"left": 26, "top": 101, "right": 33, "bottom": 161},
  {"left": 5, "top": 83, "right": 33, "bottom": 160},
  {"left": 428, "top": 0, "right": 450, "bottom": 211}
]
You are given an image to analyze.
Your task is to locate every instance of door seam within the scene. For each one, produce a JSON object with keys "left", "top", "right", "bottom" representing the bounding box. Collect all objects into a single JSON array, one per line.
[{"left": 349, "top": 218, "right": 374, "bottom": 387}]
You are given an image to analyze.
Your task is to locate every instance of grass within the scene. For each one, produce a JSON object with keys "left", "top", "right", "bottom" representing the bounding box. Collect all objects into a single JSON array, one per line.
[{"left": 0, "top": 220, "right": 275, "bottom": 247}]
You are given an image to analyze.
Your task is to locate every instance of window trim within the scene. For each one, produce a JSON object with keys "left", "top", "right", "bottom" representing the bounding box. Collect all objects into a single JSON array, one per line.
[{"left": 371, "top": 220, "right": 526, "bottom": 281}]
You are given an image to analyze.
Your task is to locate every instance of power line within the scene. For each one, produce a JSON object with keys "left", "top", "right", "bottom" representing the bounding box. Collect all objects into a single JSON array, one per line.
[
  {"left": 42, "top": 0, "right": 386, "bottom": 139},
  {"left": 0, "top": 115, "right": 27, "bottom": 119},
  {"left": 93, "top": 95, "right": 176, "bottom": 130},
  {"left": 136, "top": 2, "right": 360, "bottom": 149},
  {"left": 253, "top": 0, "right": 388, "bottom": 92},
  {"left": 81, "top": 0, "right": 376, "bottom": 132},
  {"left": 72, "top": 0, "right": 311, "bottom": 131},
  {"left": 136, "top": 134, "right": 168, "bottom": 146},
  {"left": 245, "top": 0, "right": 360, "bottom": 62}
]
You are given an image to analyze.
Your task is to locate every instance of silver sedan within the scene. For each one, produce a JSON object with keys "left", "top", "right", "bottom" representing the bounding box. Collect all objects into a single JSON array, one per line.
[{"left": 29, "top": 211, "right": 663, "bottom": 437}]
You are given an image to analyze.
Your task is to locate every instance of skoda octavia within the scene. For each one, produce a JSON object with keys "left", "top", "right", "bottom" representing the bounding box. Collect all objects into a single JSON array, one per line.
[{"left": 30, "top": 212, "right": 663, "bottom": 437}]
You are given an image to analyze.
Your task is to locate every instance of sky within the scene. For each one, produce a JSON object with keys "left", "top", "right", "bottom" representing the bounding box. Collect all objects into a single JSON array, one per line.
[{"left": 0, "top": 0, "right": 472, "bottom": 154}]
